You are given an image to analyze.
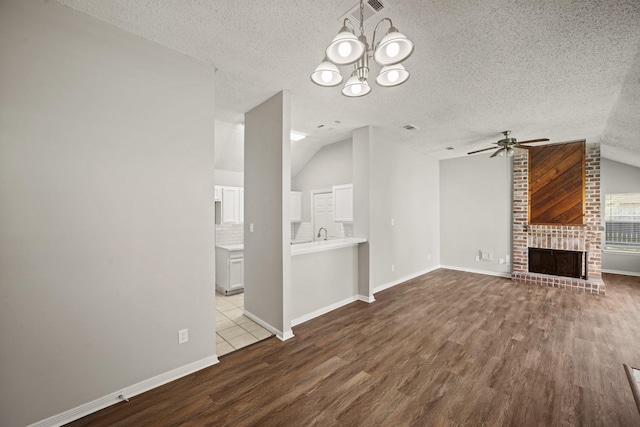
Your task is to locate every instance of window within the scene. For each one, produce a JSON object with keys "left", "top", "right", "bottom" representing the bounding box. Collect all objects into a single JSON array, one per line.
[{"left": 604, "top": 193, "right": 640, "bottom": 252}]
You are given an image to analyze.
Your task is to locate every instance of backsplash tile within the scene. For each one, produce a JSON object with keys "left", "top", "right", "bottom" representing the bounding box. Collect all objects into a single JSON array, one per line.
[
  {"left": 292, "top": 222, "right": 313, "bottom": 242},
  {"left": 215, "top": 223, "right": 243, "bottom": 245}
]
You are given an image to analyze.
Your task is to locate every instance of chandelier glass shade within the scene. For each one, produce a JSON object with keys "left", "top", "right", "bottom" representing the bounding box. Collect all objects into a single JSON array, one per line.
[
  {"left": 310, "top": 59, "right": 344, "bottom": 86},
  {"left": 375, "top": 64, "right": 409, "bottom": 87},
  {"left": 326, "top": 27, "right": 366, "bottom": 65},
  {"left": 311, "top": 0, "right": 414, "bottom": 97}
]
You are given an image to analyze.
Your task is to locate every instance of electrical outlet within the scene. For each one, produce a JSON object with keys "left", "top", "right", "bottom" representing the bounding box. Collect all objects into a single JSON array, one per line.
[
  {"left": 475, "top": 255, "right": 480, "bottom": 262},
  {"left": 427, "top": 254, "right": 431, "bottom": 261},
  {"left": 178, "top": 329, "right": 188, "bottom": 344},
  {"left": 249, "top": 223, "right": 254, "bottom": 233},
  {"left": 391, "top": 218, "right": 395, "bottom": 226},
  {"left": 391, "top": 264, "right": 395, "bottom": 272}
]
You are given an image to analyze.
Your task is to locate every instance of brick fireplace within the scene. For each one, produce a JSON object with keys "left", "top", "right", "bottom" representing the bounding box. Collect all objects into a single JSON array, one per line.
[{"left": 511, "top": 142, "right": 604, "bottom": 294}]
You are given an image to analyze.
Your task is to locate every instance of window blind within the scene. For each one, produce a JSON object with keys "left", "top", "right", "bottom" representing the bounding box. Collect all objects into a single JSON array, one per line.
[{"left": 605, "top": 193, "right": 640, "bottom": 252}]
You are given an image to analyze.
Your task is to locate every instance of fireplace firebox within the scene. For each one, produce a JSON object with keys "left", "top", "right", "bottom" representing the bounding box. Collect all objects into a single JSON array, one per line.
[{"left": 528, "top": 248, "right": 586, "bottom": 279}]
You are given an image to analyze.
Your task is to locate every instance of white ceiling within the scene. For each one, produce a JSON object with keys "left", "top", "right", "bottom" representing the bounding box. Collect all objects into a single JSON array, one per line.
[{"left": 56, "top": 0, "right": 640, "bottom": 172}]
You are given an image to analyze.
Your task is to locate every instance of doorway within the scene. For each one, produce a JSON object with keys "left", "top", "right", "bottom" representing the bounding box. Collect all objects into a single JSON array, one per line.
[{"left": 312, "top": 191, "right": 341, "bottom": 241}]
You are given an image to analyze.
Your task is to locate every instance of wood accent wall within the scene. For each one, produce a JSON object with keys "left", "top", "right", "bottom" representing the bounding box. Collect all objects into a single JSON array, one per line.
[{"left": 529, "top": 140, "right": 585, "bottom": 225}]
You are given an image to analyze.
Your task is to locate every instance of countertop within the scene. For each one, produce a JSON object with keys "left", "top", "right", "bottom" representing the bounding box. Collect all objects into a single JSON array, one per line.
[
  {"left": 215, "top": 244, "right": 244, "bottom": 251},
  {"left": 291, "top": 237, "right": 367, "bottom": 256},
  {"left": 216, "top": 238, "right": 367, "bottom": 255}
]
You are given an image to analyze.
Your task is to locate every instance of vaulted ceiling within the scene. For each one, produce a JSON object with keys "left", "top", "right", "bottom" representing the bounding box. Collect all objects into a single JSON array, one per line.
[{"left": 57, "top": 0, "right": 640, "bottom": 173}]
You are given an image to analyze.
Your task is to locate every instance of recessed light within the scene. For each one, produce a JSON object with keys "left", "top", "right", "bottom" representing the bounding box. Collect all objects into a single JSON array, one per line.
[
  {"left": 290, "top": 131, "right": 306, "bottom": 141},
  {"left": 402, "top": 124, "right": 419, "bottom": 131},
  {"left": 446, "top": 147, "right": 454, "bottom": 150}
]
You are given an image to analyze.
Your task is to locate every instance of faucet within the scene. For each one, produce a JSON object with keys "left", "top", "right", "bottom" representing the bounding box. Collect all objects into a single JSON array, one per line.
[{"left": 317, "top": 227, "right": 328, "bottom": 241}]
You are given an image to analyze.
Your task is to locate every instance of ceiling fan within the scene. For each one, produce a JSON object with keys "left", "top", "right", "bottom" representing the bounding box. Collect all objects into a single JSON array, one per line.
[{"left": 467, "top": 130, "right": 549, "bottom": 158}]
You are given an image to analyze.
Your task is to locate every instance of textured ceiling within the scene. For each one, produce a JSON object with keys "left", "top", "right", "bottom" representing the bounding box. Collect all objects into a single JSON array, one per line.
[{"left": 56, "top": 0, "right": 640, "bottom": 171}]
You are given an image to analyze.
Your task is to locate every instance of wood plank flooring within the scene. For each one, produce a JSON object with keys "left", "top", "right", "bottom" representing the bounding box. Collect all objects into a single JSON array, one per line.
[{"left": 67, "top": 270, "right": 640, "bottom": 426}]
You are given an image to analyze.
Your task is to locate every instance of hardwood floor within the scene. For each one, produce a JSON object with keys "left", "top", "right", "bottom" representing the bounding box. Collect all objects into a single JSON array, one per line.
[{"left": 67, "top": 270, "right": 640, "bottom": 426}]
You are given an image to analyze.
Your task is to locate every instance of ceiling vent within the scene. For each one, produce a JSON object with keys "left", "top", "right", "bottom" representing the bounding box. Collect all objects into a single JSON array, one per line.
[
  {"left": 402, "top": 124, "right": 419, "bottom": 131},
  {"left": 340, "top": 0, "right": 388, "bottom": 27}
]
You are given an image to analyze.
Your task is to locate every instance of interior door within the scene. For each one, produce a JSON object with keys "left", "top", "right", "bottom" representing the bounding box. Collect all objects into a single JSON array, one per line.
[{"left": 313, "top": 192, "right": 341, "bottom": 240}]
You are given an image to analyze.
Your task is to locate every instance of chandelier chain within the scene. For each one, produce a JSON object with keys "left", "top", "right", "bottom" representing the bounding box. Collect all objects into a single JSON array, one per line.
[{"left": 359, "top": 0, "right": 365, "bottom": 37}]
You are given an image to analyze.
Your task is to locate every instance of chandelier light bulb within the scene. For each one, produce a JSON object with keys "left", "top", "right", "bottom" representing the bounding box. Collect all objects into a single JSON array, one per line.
[
  {"left": 321, "top": 70, "right": 333, "bottom": 83},
  {"left": 386, "top": 42, "right": 400, "bottom": 58},
  {"left": 387, "top": 69, "right": 399, "bottom": 83},
  {"left": 338, "top": 42, "right": 352, "bottom": 58},
  {"left": 351, "top": 83, "right": 362, "bottom": 95}
]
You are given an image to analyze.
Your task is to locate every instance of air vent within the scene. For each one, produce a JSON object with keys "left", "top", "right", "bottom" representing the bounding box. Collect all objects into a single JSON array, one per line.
[
  {"left": 402, "top": 124, "right": 419, "bottom": 131},
  {"left": 340, "top": 0, "right": 388, "bottom": 27}
]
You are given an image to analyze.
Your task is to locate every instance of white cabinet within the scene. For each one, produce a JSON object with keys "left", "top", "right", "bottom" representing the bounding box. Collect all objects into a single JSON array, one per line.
[
  {"left": 333, "top": 184, "right": 353, "bottom": 222},
  {"left": 290, "top": 191, "right": 302, "bottom": 222},
  {"left": 216, "top": 246, "right": 244, "bottom": 295},
  {"left": 219, "top": 186, "right": 243, "bottom": 224}
]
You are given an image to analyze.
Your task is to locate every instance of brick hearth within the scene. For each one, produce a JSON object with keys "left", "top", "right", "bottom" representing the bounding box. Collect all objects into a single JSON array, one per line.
[{"left": 512, "top": 143, "right": 604, "bottom": 294}]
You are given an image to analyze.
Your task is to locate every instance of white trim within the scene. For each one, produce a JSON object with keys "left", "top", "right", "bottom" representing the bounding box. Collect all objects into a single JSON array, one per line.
[
  {"left": 291, "top": 295, "right": 358, "bottom": 326},
  {"left": 242, "top": 309, "right": 295, "bottom": 341},
  {"left": 357, "top": 294, "right": 376, "bottom": 303},
  {"left": 279, "top": 330, "right": 295, "bottom": 341},
  {"left": 29, "top": 355, "right": 219, "bottom": 427},
  {"left": 603, "top": 249, "right": 640, "bottom": 256},
  {"left": 602, "top": 269, "right": 640, "bottom": 277},
  {"left": 373, "top": 266, "right": 440, "bottom": 294},
  {"left": 439, "top": 265, "right": 512, "bottom": 279}
]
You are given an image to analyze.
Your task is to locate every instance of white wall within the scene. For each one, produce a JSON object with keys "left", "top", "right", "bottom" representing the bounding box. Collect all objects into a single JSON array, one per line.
[
  {"left": 0, "top": 1, "right": 217, "bottom": 426},
  {"left": 243, "top": 91, "right": 292, "bottom": 339},
  {"left": 369, "top": 134, "right": 441, "bottom": 291},
  {"left": 215, "top": 169, "right": 244, "bottom": 187},
  {"left": 601, "top": 158, "right": 640, "bottom": 275},
  {"left": 353, "top": 127, "right": 372, "bottom": 298},
  {"left": 440, "top": 154, "right": 512, "bottom": 276},
  {"left": 292, "top": 139, "right": 352, "bottom": 221}
]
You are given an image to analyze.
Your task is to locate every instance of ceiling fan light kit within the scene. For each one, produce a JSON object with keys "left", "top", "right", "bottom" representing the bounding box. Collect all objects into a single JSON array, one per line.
[
  {"left": 467, "top": 130, "right": 550, "bottom": 158},
  {"left": 311, "top": 0, "right": 414, "bottom": 97}
]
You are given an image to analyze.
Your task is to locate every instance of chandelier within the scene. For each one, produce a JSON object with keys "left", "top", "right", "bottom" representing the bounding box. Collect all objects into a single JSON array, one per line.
[{"left": 311, "top": 0, "right": 415, "bottom": 97}]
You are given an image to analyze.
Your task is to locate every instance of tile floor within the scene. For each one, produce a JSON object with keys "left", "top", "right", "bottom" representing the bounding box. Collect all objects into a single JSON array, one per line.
[{"left": 215, "top": 291, "right": 273, "bottom": 357}]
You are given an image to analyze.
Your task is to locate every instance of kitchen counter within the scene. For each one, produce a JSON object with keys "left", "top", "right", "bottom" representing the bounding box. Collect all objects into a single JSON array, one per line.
[
  {"left": 215, "top": 243, "right": 244, "bottom": 251},
  {"left": 290, "top": 237, "right": 366, "bottom": 326},
  {"left": 290, "top": 237, "right": 367, "bottom": 256}
]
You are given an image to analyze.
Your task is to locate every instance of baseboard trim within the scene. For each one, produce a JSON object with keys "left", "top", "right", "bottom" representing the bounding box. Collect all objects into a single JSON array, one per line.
[
  {"left": 373, "top": 266, "right": 440, "bottom": 294},
  {"left": 242, "top": 309, "right": 294, "bottom": 341},
  {"left": 291, "top": 295, "right": 359, "bottom": 327},
  {"left": 29, "top": 355, "right": 219, "bottom": 427},
  {"left": 440, "top": 265, "right": 512, "bottom": 279},
  {"left": 357, "top": 294, "right": 376, "bottom": 303},
  {"left": 602, "top": 269, "right": 640, "bottom": 277}
]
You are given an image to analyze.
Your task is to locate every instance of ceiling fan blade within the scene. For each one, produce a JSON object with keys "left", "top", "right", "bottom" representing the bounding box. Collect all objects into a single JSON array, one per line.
[
  {"left": 467, "top": 146, "right": 496, "bottom": 155},
  {"left": 518, "top": 138, "right": 550, "bottom": 145},
  {"left": 489, "top": 148, "right": 504, "bottom": 158},
  {"left": 517, "top": 145, "right": 533, "bottom": 149}
]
